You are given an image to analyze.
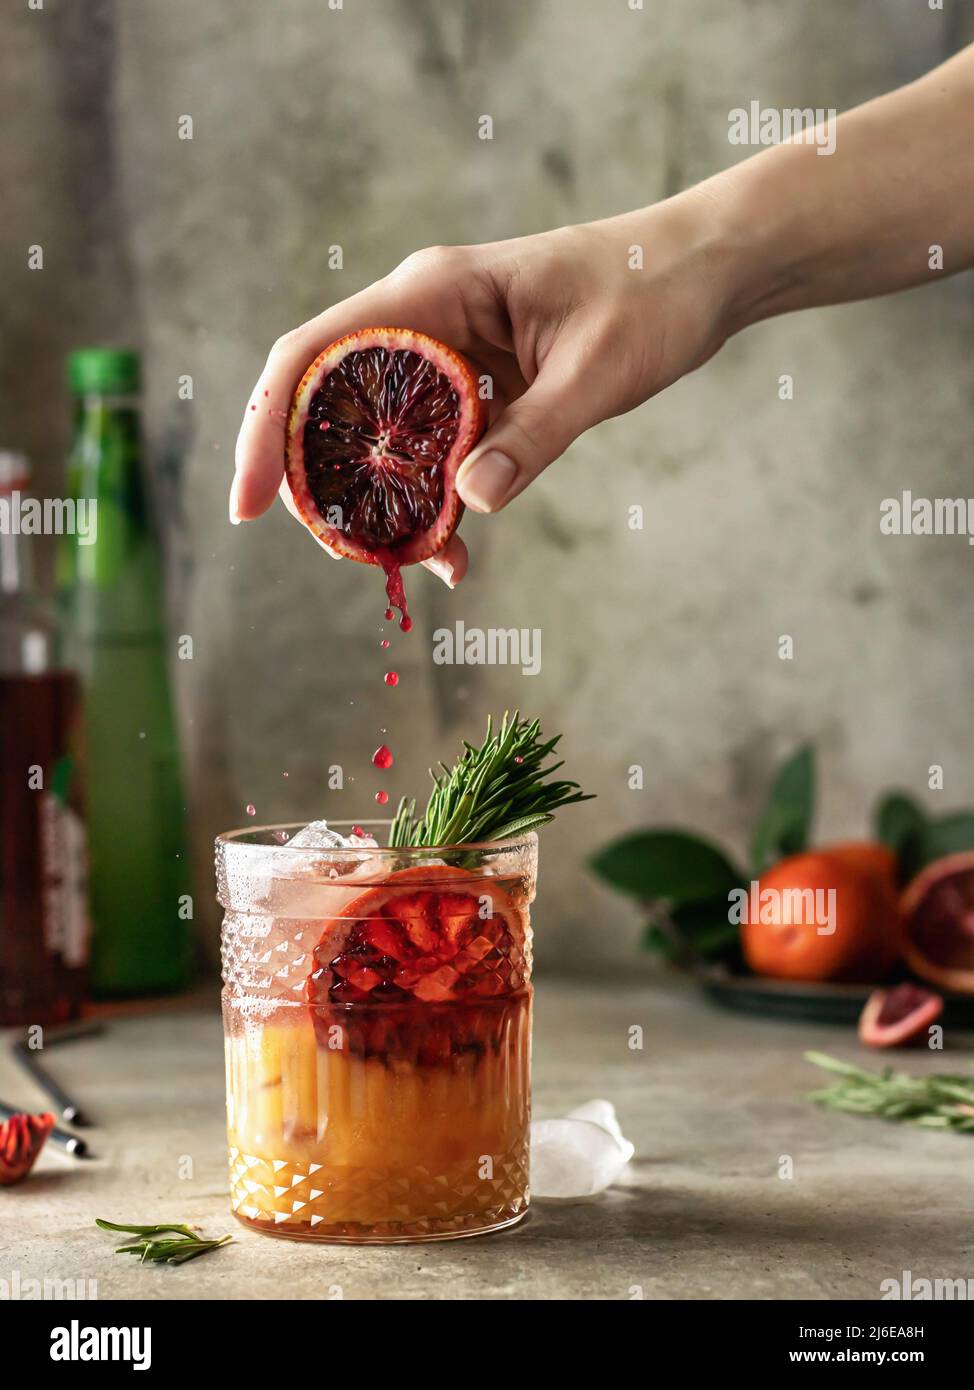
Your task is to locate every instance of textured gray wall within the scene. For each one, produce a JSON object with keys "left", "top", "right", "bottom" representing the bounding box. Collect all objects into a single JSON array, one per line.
[{"left": 4, "top": 0, "right": 973, "bottom": 976}]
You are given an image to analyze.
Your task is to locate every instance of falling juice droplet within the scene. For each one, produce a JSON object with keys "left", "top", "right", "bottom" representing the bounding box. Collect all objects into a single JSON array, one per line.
[
  {"left": 246, "top": 803, "right": 256, "bottom": 816},
  {"left": 384, "top": 608, "right": 394, "bottom": 621},
  {"left": 384, "top": 671, "right": 399, "bottom": 687},
  {"left": 351, "top": 825, "right": 365, "bottom": 838},
  {"left": 372, "top": 744, "right": 394, "bottom": 769},
  {"left": 380, "top": 559, "right": 411, "bottom": 632},
  {"left": 375, "top": 790, "right": 389, "bottom": 805},
  {"left": 514, "top": 756, "right": 524, "bottom": 764},
  {"left": 319, "top": 420, "right": 331, "bottom": 431},
  {"left": 380, "top": 638, "right": 390, "bottom": 649}
]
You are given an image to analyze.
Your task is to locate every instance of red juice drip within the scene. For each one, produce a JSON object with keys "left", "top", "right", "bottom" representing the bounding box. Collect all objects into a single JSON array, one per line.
[
  {"left": 384, "top": 608, "right": 394, "bottom": 621},
  {"left": 374, "top": 790, "right": 389, "bottom": 805},
  {"left": 380, "top": 639, "right": 390, "bottom": 649},
  {"left": 372, "top": 744, "right": 394, "bottom": 770},
  {"left": 384, "top": 671, "right": 399, "bottom": 687},
  {"left": 351, "top": 825, "right": 365, "bottom": 838},
  {"left": 379, "top": 558, "right": 411, "bottom": 632}
]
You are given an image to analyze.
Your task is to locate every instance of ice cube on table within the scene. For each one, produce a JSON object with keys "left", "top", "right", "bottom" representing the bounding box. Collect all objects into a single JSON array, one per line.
[
  {"left": 530, "top": 1099, "right": 634, "bottom": 1199},
  {"left": 566, "top": 1098, "right": 628, "bottom": 1144}
]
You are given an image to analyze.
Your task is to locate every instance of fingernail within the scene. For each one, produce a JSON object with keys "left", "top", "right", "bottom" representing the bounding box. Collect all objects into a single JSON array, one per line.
[
  {"left": 229, "top": 474, "right": 242, "bottom": 525},
  {"left": 425, "top": 556, "right": 455, "bottom": 588},
  {"left": 458, "top": 450, "right": 517, "bottom": 513}
]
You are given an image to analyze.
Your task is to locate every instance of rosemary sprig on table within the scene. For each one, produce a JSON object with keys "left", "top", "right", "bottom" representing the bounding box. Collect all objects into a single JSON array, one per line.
[
  {"left": 96, "top": 1219, "right": 234, "bottom": 1264},
  {"left": 389, "top": 711, "right": 594, "bottom": 848},
  {"left": 805, "top": 1052, "right": 974, "bottom": 1132}
]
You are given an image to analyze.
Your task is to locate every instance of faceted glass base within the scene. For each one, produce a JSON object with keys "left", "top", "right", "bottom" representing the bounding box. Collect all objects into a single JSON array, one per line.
[{"left": 233, "top": 1203, "right": 529, "bottom": 1245}]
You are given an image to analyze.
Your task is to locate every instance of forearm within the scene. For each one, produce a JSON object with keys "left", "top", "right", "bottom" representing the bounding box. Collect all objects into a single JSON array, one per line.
[{"left": 709, "top": 44, "right": 974, "bottom": 332}]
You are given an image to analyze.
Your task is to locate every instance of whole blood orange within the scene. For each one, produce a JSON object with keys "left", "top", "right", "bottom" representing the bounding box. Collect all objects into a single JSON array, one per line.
[
  {"left": 285, "top": 328, "right": 485, "bottom": 567},
  {"left": 820, "top": 841, "right": 898, "bottom": 896},
  {"left": 900, "top": 851, "right": 974, "bottom": 994},
  {"left": 741, "top": 851, "right": 900, "bottom": 983}
]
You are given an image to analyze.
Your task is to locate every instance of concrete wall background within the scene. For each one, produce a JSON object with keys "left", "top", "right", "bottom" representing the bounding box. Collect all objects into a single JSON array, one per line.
[{"left": 3, "top": 0, "right": 974, "bottom": 976}]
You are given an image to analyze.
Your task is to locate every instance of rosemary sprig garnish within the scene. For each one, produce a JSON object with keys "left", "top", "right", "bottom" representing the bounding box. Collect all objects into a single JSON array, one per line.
[
  {"left": 805, "top": 1052, "right": 974, "bottom": 1132},
  {"left": 389, "top": 711, "right": 593, "bottom": 848},
  {"left": 96, "top": 1218, "right": 234, "bottom": 1264}
]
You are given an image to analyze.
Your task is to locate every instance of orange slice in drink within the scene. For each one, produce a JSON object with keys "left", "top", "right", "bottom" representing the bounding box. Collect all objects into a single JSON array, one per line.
[{"left": 305, "top": 864, "right": 529, "bottom": 1064}]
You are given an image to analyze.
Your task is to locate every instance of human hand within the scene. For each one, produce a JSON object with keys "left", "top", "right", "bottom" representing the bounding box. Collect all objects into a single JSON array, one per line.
[{"left": 232, "top": 187, "right": 736, "bottom": 585}]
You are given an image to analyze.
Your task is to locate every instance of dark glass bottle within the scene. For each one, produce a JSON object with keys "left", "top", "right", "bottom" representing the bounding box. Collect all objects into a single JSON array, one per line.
[{"left": 0, "top": 451, "right": 89, "bottom": 1024}]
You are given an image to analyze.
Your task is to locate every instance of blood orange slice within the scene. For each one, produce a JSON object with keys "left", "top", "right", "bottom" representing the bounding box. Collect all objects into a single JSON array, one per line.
[
  {"left": 285, "top": 328, "right": 485, "bottom": 612},
  {"left": 0, "top": 1110, "right": 55, "bottom": 1185},
  {"left": 858, "top": 983, "right": 943, "bottom": 1048},
  {"left": 900, "top": 852, "right": 974, "bottom": 994},
  {"left": 306, "top": 864, "right": 529, "bottom": 1064}
]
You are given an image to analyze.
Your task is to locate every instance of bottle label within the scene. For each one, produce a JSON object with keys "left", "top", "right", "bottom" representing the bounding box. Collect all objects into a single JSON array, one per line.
[{"left": 40, "top": 778, "right": 90, "bottom": 969}]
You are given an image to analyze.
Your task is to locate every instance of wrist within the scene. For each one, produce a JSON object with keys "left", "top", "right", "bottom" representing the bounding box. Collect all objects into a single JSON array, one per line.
[{"left": 685, "top": 162, "right": 802, "bottom": 339}]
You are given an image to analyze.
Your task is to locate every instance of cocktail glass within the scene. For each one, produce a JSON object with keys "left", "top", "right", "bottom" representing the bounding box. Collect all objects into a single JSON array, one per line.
[{"left": 216, "top": 822, "right": 537, "bottom": 1242}]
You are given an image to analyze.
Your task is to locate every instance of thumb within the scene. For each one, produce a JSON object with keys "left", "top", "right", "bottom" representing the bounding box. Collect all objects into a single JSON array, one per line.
[{"left": 456, "top": 358, "right": 600, "bottom": 514}]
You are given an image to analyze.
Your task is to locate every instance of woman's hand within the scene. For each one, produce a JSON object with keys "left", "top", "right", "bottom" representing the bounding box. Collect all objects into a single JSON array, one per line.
[{"left": 231, "top": 188, "right": 736, "bottom": 585}]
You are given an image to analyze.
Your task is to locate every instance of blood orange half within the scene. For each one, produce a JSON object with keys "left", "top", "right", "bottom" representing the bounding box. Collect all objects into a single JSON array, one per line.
[
  {"left": 285, "top": 328, "right": 485, "bottom": 572},
  {"left": 900, "top": 851, "right": 974, "bottom": 994}
]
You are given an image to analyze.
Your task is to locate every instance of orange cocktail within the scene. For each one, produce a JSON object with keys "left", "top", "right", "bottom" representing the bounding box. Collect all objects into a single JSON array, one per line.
[{"left": 217, "top": 824, "right": 536, "bottom": 1242}]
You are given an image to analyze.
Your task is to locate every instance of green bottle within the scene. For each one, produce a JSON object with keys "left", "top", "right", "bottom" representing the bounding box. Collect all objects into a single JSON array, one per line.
[{"left": 59, "top": 349, "right": 190, "bottom": 996}]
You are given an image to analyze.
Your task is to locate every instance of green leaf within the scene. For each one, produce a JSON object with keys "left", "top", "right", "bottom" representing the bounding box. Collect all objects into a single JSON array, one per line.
[
  {"left": 750, "top": 745, "right": 815, "bottom": 874},
  {"left": 912, "top": 812, "right": 974, "bottom": 872},
  {"left": 590, "top": 829, "right": 742, "bottom": 905},
  {"left": 638, "top": 895, "right": 742, "bottom": 965},
  {"left": 641, "top": 920, "right": 680, "bottom": 959},
  {"left": 874, "top": 792, "right": 926, "bottom": 852},
  {"left": 671, "top": 898, "right": 742, "bottom": 961}
]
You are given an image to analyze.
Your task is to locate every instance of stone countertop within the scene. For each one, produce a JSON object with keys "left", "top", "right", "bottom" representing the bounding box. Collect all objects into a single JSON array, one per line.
[{"left": 1, "top": 979, "right": 970, "bottom": 1301}]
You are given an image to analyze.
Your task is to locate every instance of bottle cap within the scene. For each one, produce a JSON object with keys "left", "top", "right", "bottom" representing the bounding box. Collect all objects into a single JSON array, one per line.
[
  {"left": 68, "top": 348, "right": 141, "bottom": 396},
  {"left": 0, "top": 450, "right": 31, "bottom": 493}
]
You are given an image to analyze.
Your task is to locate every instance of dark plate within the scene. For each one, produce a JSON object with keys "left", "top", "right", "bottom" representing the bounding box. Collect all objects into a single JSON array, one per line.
[{"left": 694, "top": 964, "right": 974, "bottom": 1027}]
